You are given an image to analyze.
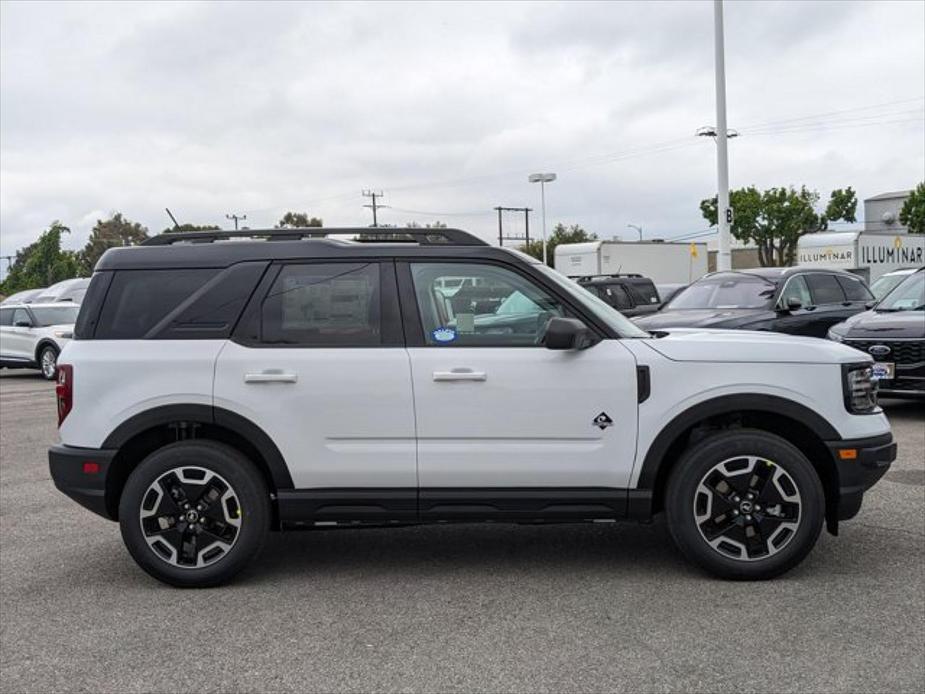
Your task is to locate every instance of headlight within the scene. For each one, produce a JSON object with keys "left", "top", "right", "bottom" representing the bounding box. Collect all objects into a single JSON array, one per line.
[
  {"left": 827, "top": 329, "right": 844, "bottom": 343},
  {"left": 842, "top": 363, "right": 879, "bottom": 413}
]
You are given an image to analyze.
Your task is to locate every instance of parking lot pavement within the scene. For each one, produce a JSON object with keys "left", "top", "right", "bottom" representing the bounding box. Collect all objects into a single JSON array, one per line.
[{"left": 0, "top": 370, "right": 922, "bottom": 694}]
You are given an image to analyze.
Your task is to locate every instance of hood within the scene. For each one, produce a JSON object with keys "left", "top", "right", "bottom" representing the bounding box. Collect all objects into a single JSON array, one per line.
[
  {"left": 643, "top": 328, "right": 871, "bottom": 364},
  {"left": 835, "top": 310, "right": 925, "bottom": 340},
  {"left": 633, "top": 308, "right": 766, "bottom": 329}
]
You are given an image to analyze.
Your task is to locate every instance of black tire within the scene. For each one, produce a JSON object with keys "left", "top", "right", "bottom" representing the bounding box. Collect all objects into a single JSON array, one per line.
[
  {"left": 665, "top": 429, "right": 824, "bottom": 580},
  {"left": 119, "top": 440, "right": 270, "bottom": 588},
  {"left": 38, "top": 344, "right": 59, "bottom": 380}
]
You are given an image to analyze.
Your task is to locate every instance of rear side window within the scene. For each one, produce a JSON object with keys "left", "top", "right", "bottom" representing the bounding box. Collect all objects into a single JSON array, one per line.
[
  {"left": 628, "top": 281, "right": 660, "bottom": 305},
  {"left": 805, "top": 273, "right": 845, "bottom": 305},
  {"left": 96, "top": 269, "right": 217, "bottom": 339},
  {"left": 0, "top": 308, "right": 12, "bottom": 326},
  {"left": 836, "top": 275, "right": 873, "bottom": 302},
  {"left": 600, "top": 284, "right": 633, "bottom": 310},
  {"left": 260, "top": 263, "right": 381, "bottom": 346}
]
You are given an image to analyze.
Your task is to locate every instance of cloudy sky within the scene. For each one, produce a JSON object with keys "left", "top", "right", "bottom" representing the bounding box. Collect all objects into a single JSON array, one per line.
[{"left": 1, "top": 0, "right": 923, "bottom": 270}]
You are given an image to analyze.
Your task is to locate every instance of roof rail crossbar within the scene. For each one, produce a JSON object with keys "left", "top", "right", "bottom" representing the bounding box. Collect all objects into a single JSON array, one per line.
[{"left": 141, "top": 227, "right": 488, "bottom": 247}]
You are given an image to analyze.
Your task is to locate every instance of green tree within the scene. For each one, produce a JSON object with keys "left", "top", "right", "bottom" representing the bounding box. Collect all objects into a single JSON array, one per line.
[
  {"left": 276, "top": 211, "right": 323, "bottom": 228},
  {"left": 0, "top": 222, "right": 80, "bottom": 294},
  {"left": 520, "top": 223, "right": 597, "bottom": 267},
  {"left": 700, "top": 186, "right": 855, "bottom": 266},
  {"left": 899, "top": 182, "right": 925, "bottom": 234},
  {"left": 163, "top": 223, "right": 221, "bottom": 234},
  {"left": 79, "top": 213, "right": 149, "bottom": 274}
]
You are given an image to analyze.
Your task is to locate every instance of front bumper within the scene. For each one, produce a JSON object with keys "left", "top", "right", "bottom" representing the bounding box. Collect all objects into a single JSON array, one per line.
[
  {"left": 49, "top": 444, "right": 118, "bottom": 520},
  {"left": 826, "top": 433, "right": 896, "bottom": 523}
]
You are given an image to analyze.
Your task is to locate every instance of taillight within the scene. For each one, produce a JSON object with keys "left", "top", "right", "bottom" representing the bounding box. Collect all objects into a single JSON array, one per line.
[{"left": 56, "top": 364, "right": 73, "bottom": 426}]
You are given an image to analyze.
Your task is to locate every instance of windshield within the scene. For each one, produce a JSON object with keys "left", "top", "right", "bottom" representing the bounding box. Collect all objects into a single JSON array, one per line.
[
  {"left": 869, "top": 272, "right": 914, "bottom": 300},
  {"left": 667, "top": 274, "right": 777, "bottom": 310},
  {"left": 533, "top": 264, "right": 649, "bottom": 337},
  {"left": 30, "top": 306, "right": 80, "bottom": 326},
  {"left": 876, "top": 271, "right": 924, "bottom": 312}
]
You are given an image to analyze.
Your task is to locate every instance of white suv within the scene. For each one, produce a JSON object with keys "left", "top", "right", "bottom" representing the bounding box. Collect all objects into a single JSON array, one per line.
[
  {"left": 0, "top": 302, "right": 79, "bottom": 379},
  {"left": 49, "top": 228, "right": 896, "bottom": 587}
]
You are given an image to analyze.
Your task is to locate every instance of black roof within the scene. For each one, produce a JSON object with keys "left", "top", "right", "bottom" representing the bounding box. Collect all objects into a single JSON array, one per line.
[
  {"left": 97, "top": 227, "right": 529, "bottom": 271},
  {"left": 707, "top": 266, "right": 862, "bottom": 280}
]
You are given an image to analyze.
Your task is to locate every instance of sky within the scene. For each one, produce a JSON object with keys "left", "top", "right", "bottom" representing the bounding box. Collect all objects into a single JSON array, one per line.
[{"left": 1, "top": 0, "right": 923, "bottom": 274}]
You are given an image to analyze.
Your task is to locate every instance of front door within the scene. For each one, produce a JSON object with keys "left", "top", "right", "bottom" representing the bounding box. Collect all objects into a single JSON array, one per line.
[{"left": 402, "top": 261, "right": 639, "bottom": 518}]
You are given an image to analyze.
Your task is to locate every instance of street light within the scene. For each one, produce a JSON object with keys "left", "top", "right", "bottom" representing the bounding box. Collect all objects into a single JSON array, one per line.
[
  {"left": 528, "top": 172, "right": 556, "bottom": 265},
  {"left": 627, "top": 224, "right": 643, "bottom": 241}
]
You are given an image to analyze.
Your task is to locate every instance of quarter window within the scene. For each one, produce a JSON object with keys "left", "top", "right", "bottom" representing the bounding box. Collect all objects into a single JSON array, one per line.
[
  {"left": 260, "top": 263, "right": 381, "bottom": 346},
  {"left": 805, "top": 273, "right": 846, "bottom": 305},
  {"left": 410, "top": 262, "right": 566, "bottom": 346}
]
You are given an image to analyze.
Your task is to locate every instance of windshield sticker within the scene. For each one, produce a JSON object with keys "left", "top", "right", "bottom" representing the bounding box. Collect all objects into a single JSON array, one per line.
[{"left": 432, "top": 327, "right": 458, "bottom": 343}]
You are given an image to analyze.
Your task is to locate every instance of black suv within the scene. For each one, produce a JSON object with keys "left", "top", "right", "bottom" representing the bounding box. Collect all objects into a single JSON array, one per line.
[
  {"left": 633, "top": 267, "right": 874, "bottom": 338},
  {"left": 576, "top": 274, "right": 661, "bottom": 318}
]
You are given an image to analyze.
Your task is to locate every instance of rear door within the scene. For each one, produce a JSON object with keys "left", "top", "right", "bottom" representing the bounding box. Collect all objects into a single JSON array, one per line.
[
  {"left": 214, "top": 260, "right": 417, "bottom": 492},
  {"left": 804, "top": 272, "right": 855, "bottom": 337},
  {"left": 401, "top": 260, "right": 639, "bottom": 519},
  {"left": 3, "top": 308, "right": 35, "bottom": 360}
]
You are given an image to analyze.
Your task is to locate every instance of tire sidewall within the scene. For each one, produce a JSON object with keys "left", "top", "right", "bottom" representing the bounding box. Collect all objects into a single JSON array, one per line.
[
  {"left": 119, "top": 441, "right": 270, "bottom": 588},
  {"left": 666, "top": 430, "right": 825, "bottom": 580}
]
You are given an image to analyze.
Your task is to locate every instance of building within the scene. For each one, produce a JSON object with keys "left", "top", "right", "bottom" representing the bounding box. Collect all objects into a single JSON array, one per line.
[{"left": 864, "top": 190, "right": 912, "bottom": 233}]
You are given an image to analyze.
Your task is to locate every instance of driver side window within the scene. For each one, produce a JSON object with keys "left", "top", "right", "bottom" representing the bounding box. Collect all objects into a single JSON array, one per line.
[
  {"left": 410, "top": 262, "right": 565, "bottom": 346},
  {"left": 778, "top": 275, "right": 812, "bottom": 308}
]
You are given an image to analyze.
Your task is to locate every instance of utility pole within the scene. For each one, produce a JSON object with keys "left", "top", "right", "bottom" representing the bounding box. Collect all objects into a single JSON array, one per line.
[
  {"left": 362, "top": 190, "right": 388, "bottom": 227},
  {"left": 713, "top": 0, "right": 732, "bottom": 272},
  {"left": 225, "top": 213, "right": 246, "bottom": 230},
  {"left": 627, "top": 224, "right": 643, "bottom": 241},
  {"left": 0, "top": 255, "right": 13, "bottom": 270},
  {"left": 494, "top": 207, "right": 532, "bottom": 247}
]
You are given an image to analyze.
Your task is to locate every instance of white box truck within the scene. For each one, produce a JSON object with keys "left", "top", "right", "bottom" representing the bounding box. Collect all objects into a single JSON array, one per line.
[
  {"left": 796, "top": 231, "right": 924, "bottom": 282},
  {"left": 554, "top": 240, "right": 709, "bottom": 283}
]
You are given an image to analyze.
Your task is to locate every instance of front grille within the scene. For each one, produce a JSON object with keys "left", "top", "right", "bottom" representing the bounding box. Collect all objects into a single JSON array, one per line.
[{"left": 844, "top": 339, "right": 925, "bottom": 364}]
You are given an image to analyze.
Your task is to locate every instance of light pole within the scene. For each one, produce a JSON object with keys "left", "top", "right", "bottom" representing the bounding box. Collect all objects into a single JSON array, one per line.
[
  {"left": 528, "top": 173, "right": 556, "bottom": 265},
  {"left": 712, "top": 0, "right": 732, "bottom": 271},
  {"left": 627, "top": 224, "right": 643, "bottom": 241}
]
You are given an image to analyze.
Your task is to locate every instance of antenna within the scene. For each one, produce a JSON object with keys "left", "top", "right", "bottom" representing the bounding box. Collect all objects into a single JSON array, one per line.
[{"left": 165, "top": 208, "right": 181, "bottom": 230}]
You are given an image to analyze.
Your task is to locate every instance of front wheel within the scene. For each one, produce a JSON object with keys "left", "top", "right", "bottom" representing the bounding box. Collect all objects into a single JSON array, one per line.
[
  {"left": 39, "top": 345, "right": 59, "bottom": 380},
  {"left": 119, "top": 441, "right": 270, "bottom": 587},
  {"left": 665, "top": 429, "right": 824, "bottom": 580}
]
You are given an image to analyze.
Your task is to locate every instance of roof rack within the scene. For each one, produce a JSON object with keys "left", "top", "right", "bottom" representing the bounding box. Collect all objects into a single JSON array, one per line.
[
  {"left": 142, "top": 227, "right": 488, "bottom": 247},
  {"left": 577, "top": 273, "right": 645, "bottom": 281}
]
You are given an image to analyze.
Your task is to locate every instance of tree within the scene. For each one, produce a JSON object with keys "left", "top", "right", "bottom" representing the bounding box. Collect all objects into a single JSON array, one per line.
[
  {"left": 163, "top": 223, "right": 220, "bottom": 234},
  {"left": 520, "top": 223, "right": 597, "bottom": 267},
  {"left": 276, "top": 211, "right": 323, "bottom": 228},
  {"left": 700, "top": 186, "right": 855, "bottom": 266},
  {"left": 899, "top": 182, "right": 925, "bottom": 234},
  {"left": 79, "top": 213, "right": 149, "bottom": 274},
  {"left": 0, "top": 222, "right": 80, "bottom": 294}
]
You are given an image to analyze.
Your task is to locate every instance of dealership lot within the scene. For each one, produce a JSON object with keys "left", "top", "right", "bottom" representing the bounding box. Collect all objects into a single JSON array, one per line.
[{"left": 0, "top": 371, "right": 922, "bottom": 693}]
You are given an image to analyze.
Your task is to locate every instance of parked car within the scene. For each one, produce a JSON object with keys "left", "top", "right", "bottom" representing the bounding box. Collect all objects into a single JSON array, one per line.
[
  {"left": 50, "top": 228, "right": 894, "bottom": 587},
  {"left": 633, "top": 267, "right": 873, "bottom": 338},
  {"left": 655, "top": 282, "right": 687, "bottom": 307},
  {"left": 868, "top": 267, "right": 920, "bottom": 301},
  {"left": 0, "top": 302, "right": 79, "bottom": 379},
  {"left": 0, "top": 287, "right": 45, "bottom": 306},
  {"left": 33, "top": 277, "right": 91, "bottom": 304},
  {"left": 828, "top": 267, "right": 924, "bottom": 397},
  {"left": 576, "top": 273, "right": 661, "bottom": 318}
]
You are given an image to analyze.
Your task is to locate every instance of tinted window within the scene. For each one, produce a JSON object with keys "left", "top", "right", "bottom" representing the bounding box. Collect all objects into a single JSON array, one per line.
[
  {"left": 598, "top": 284, "right": 633, "bottom": 310},
  {"left": 30, "top": 306, "right": 80, "bottom": 326},
  {"left": 778, "top": 275, "right": 812, "bottom": 307},
  {"left": 668, "top": 274, "right": 776, "bottom": 309},
  {"left": 836, "top": 275, "right": 873, "bottom": 302},
  {"left": 0, "top": 308, "right": 12, "bottom": 326},
  {"left": 411, "top": 262, "right": 566, "bottom": 346},
  {"left": 628, "top": 281, "right": 659, "bottom": 305},
  {"left": 260, "top": 263, "right": 380, "bottom": 346},
  {"left": 805, "top": 273, "right": 845, "bottom": 305},
  {"left": 96, "top": 269, "right": 217, "bottom": 339}
]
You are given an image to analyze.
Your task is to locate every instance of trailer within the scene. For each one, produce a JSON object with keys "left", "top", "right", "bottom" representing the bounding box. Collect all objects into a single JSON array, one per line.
[
  {"left": 795, "top": 231, "right": 924, "bottom": 282},
  {"left": 554, "top": 240, "right": 708, "bottom": 283}
]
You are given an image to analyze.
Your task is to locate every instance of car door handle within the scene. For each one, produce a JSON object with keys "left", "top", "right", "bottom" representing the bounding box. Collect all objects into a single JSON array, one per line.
[
  {"left": 433, "top": 369, "right": 487, "bottom": 382},
  {"left": 244, "top": 371, "right": 298, "bottom": 384}
]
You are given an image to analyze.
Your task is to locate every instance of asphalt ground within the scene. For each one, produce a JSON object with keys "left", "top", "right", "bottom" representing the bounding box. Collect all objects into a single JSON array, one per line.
[{"left": 0, "top": 369, "right": 922, "bottom": 693}]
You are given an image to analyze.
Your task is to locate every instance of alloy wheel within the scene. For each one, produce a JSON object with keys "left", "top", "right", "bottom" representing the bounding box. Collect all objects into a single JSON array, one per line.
[{"left": 40, "top": 348, "right": 57, "bottom": 379}]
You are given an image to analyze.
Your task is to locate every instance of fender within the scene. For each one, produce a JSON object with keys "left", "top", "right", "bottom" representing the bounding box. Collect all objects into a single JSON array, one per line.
[
  {"left": 34, "top": 338, "right": 60, "bottom": 362},
  {"left": 635, "top": 393, "right": 840, "bottom": 490},
  {"left": 101, "top": 404, "right": 294, "bottom": 490}
]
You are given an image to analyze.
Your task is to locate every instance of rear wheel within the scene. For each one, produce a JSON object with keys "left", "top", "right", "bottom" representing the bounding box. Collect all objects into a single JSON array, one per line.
[
  {"left": 119, "top": 440, "right": 270, "bottom": 587},
  {"left": 665, "top": 430, "right": 824, "bottom": 580},
  {"left": 39, "top": 345, "right": 59, "bottom": 380}
]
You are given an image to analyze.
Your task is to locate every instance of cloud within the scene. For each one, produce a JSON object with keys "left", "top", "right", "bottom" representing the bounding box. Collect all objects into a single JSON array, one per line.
[{"left": 1, "top": 0, "right": 923, "bottom": 275}]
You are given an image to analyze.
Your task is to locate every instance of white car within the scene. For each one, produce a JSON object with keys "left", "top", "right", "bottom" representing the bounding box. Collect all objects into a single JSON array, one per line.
[
  {"left": 0, "top": 287, "right": 45, "bottom": 306},
  {"left": 0, "top": 302, "right": 79, "bottom": 379},
  {"left": 33, "top": 277, "right": 91, "bottom": 304},
  {"left": 49, "top": 228, "right": 895, "bottom": 587}
]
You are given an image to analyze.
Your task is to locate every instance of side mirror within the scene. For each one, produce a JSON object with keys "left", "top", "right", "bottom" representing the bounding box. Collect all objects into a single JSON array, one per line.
[
  {"left": 543, "top": 317, "right": 595, "bottom": 350},
  {"left": 14, "top": 320, "right": 31, "bottom": 328},
  {"left": 864, "top": 300, "right": 877, "bottom": 310}
]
